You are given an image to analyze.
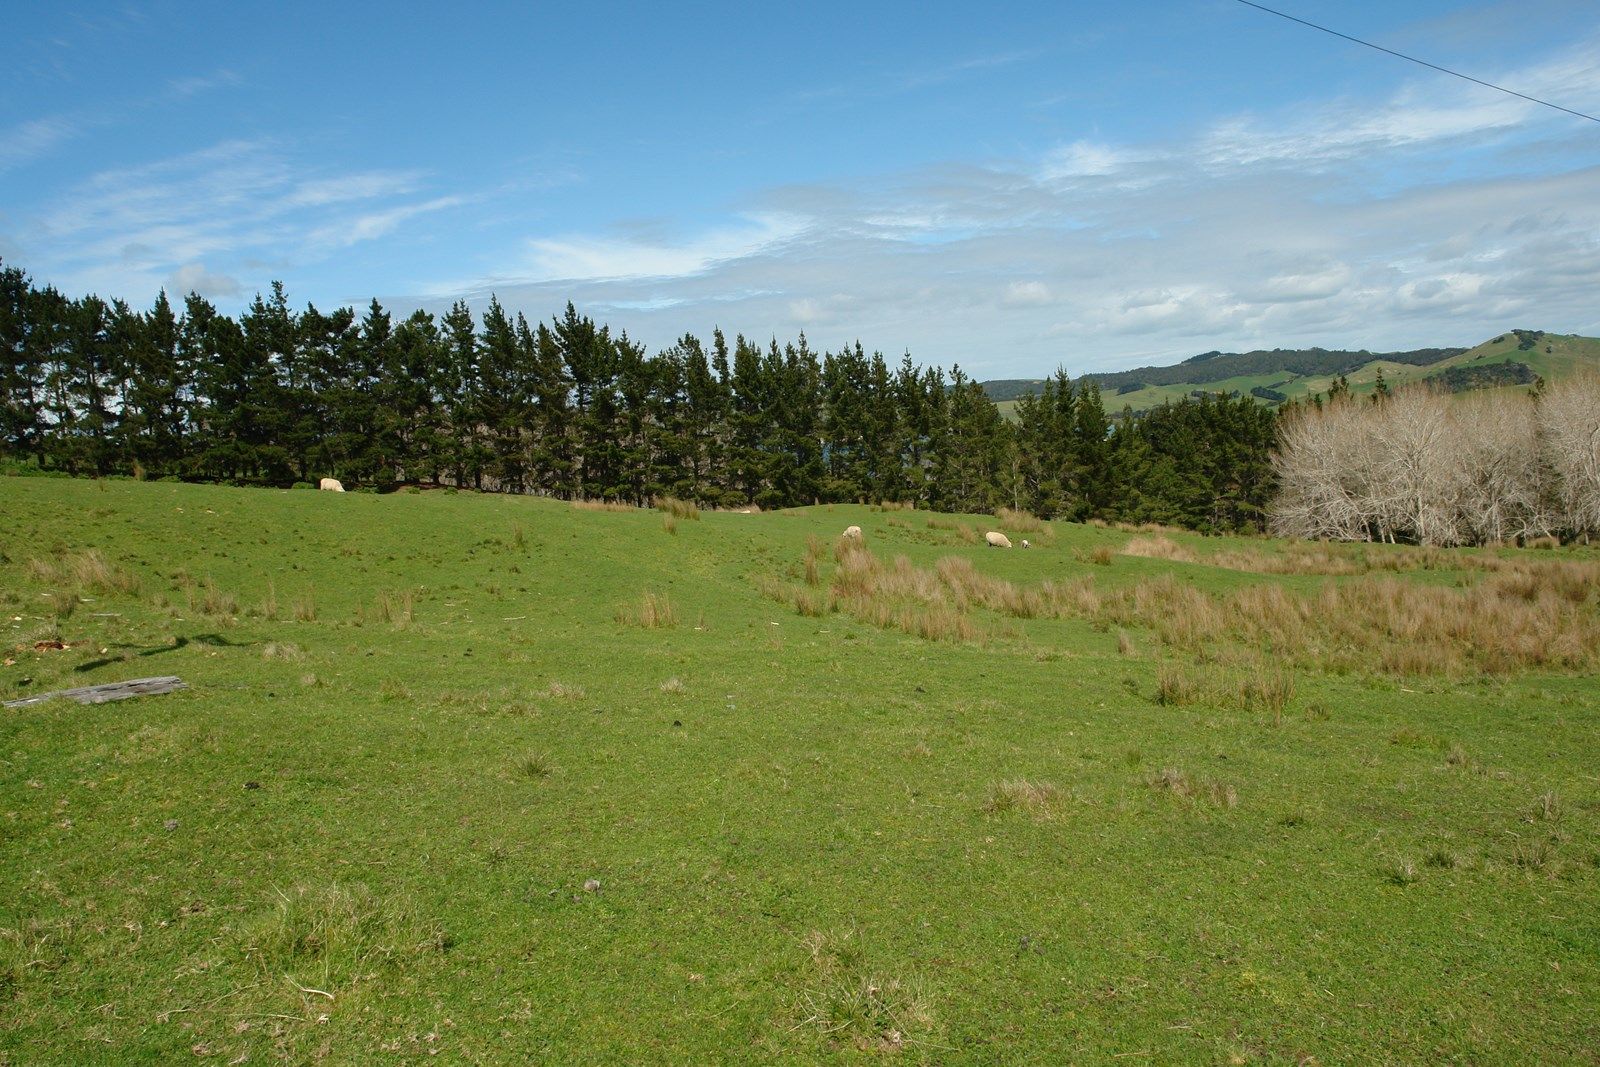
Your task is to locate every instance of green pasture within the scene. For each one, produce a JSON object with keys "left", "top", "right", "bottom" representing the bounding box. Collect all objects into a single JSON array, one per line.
[{"left": 1, "top": 477, "right": 1596, "bottom": 1063}]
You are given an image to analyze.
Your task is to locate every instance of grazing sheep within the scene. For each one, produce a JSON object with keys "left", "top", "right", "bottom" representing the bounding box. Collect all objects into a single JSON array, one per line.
[
  {"left": 843, "top": 525, "right": 863, "bottom": 539},
  {"left": 1021, "top": 539, "right": 1031, "bottom": 549},
  {"left": 985, "top": 531, "right": 1013, "bottom": 549},
  {"left": 319, "top": 477, "right": 345, "bottom": 492}
]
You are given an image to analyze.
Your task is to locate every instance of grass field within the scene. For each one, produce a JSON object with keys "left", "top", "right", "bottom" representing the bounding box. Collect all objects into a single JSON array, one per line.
[
  {"left": 992, "top": 333, "right": 1600, "bottom": 418},
  {"left": 2, "top": 477, "right": 1598, "bottom": 1063}
]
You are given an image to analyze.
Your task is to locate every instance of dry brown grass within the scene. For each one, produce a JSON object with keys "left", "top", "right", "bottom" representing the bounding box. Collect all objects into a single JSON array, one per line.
[
  {"left": 27, "top": 549, "right": 141, "bottom": 597},
  {"left": 985, "top": 780, "right": 1064, "bottom": 819},
  {"left": 291, "top": 591, "right": 317, "bottom": 622},
  {"left": 372, "top": 590, "right": 415, "bottom": 627},
  {"left": 662, "top": 514, "right": 678, "bottom": 535},
  {"left": 652, "top": 495, "right": 701, "bottom": 520},
  {"left": 571, "top": 499, "right": 636, "bottom": 513},
  {"left": 996, "top": 507, "right": 1054, "bottom": 544},
  {"left": 616, "top": 590, "right": 678, "bottom": 629},
  {"left": 771, "top": 536, "right": 1600, "bottom": 675},
  {"left": 1121, "top": 535, "right": 1198, "bottom": 563}
]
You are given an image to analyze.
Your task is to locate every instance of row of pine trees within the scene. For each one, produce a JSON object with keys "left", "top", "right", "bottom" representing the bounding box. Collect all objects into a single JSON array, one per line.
[{"left": 0, "top": 261, "right": 1279, "bottom": 531}]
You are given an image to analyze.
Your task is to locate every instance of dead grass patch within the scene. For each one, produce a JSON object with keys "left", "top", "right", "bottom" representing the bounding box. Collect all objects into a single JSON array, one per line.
[{"left": 571, "top": 499, "right": 635, "bottom": 513}]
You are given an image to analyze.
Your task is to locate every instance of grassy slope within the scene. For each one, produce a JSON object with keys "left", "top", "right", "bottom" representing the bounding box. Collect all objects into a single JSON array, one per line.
[
  {"left": 992, "top": 333, "right": 1600, "bottom": 418},
  {"left": 2, "top": 479, "right": 1597, "bottom": 1063}
]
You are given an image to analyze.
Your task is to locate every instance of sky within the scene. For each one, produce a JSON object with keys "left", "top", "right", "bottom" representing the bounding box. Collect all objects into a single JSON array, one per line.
[{"left": 2, "top": 0, "right": 1598, "bottom": 377}]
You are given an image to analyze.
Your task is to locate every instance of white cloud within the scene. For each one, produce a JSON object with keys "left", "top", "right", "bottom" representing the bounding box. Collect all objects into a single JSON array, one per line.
[
  {"left": 11, "top": 140, "right": 464, "bottom": 303},
  {"left": 524, "top": 213, "right": 807, "bottom": 282},
  {"left": 0, "top": 116, "right": 78, "bottom": 173},
  {"left": 1003, "top": 280, "right": 1052, "bottom": 307},
  {"left": 167, "top": 263, "right": 241, "bottom": 298}
]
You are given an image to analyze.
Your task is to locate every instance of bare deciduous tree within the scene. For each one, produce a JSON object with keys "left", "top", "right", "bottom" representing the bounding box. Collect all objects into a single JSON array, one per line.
[{"left": 1271, "top": 375, "right": 1598, "bottom": 546}]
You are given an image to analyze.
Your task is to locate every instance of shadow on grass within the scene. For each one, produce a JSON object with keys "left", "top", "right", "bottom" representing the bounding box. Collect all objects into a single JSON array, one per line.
[{"left": 74, "top": 632, "right": 246, "bottom": 673}]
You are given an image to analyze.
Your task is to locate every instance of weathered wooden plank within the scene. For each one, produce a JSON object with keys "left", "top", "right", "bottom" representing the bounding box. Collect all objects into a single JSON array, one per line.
[{"left": 3, "top": 676, "right": 188, "bottom": 708}]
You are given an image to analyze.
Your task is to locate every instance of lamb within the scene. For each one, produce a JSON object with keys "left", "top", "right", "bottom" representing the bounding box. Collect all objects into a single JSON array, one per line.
[
  {"left": 319, "top": 477, "right": 345, "bottom": 492},
  {"left": 984, "top": 531, "right": 1012, "bottom": 548}
]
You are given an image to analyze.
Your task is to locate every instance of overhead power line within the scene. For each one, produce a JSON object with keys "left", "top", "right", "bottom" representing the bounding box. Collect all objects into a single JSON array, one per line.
[{"left": 1233, "top": 0, "right": 1600, "bottom": 125}]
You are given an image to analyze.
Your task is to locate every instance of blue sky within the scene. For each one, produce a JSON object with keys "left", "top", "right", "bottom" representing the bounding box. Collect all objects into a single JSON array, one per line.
[{"left": 2, "top": 0, "right": 1598, "bottom": 376}]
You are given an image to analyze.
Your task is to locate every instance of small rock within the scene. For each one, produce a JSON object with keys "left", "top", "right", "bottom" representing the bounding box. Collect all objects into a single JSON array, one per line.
[
  {"left": 582, "top": 878, "right": 601, "bottom": 893},
  {"left": 164, "top": 819, "right": 179, "bottom": 832}
]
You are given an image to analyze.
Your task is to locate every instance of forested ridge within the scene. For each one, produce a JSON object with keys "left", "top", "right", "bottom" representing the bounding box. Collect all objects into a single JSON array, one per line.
[{"left": 1, "top": 259, "right": 1275, "bottom": 531}]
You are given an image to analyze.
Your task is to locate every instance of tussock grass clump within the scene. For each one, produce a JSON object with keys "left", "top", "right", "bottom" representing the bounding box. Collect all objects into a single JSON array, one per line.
[
  {"left": 1089, "top": 545, "right": 1114, "bottom": 566},
  {"left": 925, "top": 517, "right": 978, "bottom": 543},
  {"left": 985, "top": 780, "right": 1063, "bottom": 819},
  {"left": 1156, "top": 663, "right": 1204, "bottom": 706},
  {"left": 543, "top": 681, "right": 585, "bottom": 700},
  {"left": 1533, "top": 791, "right": 1562, "bottom": 822},
  {"left": 828, "top": 545, "right": 983, "bottom": 643},
  {"left": 616, "top": 590, "right": 678, "bottom": 629},
  {"left": 797, "top": 930, "right": 937, "bottom": 1054},
  {"left": 662, "top": 514, "right": 678, "bottom": 535},
  {"left": 189, "top": 577, "right": 239, "bottom": 619},
  {"left": 1154, "top": 661, "right": 1294, "bottom": 718},
  {"left": 995, "top": 507, "right": 1044, "bottom": 534},
  {"left": 518, "top": 752, "right": 554, "bottom": 779},
  {"left": 658, "top": 677, "right": 685, "bottom": 694},
  {"left": 27, "top": 548, "right": 141, "bottom": 596},
  {"left": 246, "top": 882, "right": 449, "bottom": 990},
  {"left": 1147, "top": 767, "right": 1237, "bottom": 808},
  {"left": 571, "top": 499, "right": 635, "bottom": 513},
  {"left": 1121, "top": 535, "right": 1198, "bottom": 563},
  {"left": 996, "top": 506, "right": 1053, "bottom": 544},
  {"left": 373, "top": 590, "right": 415, "bottom": 627},
  {"left": 1385, "top": 857, "right": 1420, "bottom": 885},
  {"left": 653, "top": 495, "right": 700, "bottom": 520},
  {"left": 292, "top": 591, "right": 317, "bottom": 622},
  {"left": 262, "top": 641, "right": 304, "bottom": 661},
  {"left": 1389, "top": 726, "right": 1440, "bottom": 750}
]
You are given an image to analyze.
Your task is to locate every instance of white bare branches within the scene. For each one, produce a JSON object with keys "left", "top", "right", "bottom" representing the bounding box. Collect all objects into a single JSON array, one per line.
[{"left": 1270, "top": 375, "right": 1600, "bottom": 545}]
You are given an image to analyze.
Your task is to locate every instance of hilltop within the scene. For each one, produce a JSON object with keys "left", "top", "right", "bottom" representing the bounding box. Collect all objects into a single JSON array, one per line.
[{"left": 986, "top": 329, "right": 1600, "bottom": 415}]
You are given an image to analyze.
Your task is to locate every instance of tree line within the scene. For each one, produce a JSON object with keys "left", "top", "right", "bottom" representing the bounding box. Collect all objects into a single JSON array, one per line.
[
  {"left": 0, "top": 259, "right": 1282, "bottom": 529},
  {"left": 1270, "top": 378, "right": 1600, "bottom": 545}
]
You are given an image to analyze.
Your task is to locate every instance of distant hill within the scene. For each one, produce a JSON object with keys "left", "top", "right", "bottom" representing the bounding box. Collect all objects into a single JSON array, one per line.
[{"left": 984, "top": 330, "right": 1600, "bottom": 416}]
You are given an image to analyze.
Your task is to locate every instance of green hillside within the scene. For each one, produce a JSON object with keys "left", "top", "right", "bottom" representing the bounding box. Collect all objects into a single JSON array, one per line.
[
  {"left": 2, "top": 477, "right": 1599, "bottom": 1062},
  {"left": 987, "top": 330, "right": 1600, "bottom": 416}
]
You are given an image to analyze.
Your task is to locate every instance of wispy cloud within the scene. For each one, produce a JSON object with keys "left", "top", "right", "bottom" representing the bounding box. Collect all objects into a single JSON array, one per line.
[
  {"left": 416, "top": 38, "right": 1600, "bottom": 374},
  {"left": 0, "top": 116, "right": 78, "bottom": 173},
  {"left": 521, "top": 214, "right": 807, "bottom": 283},
  {"left": 12, "top": 140, "right": 467, "bottom": 301}
]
